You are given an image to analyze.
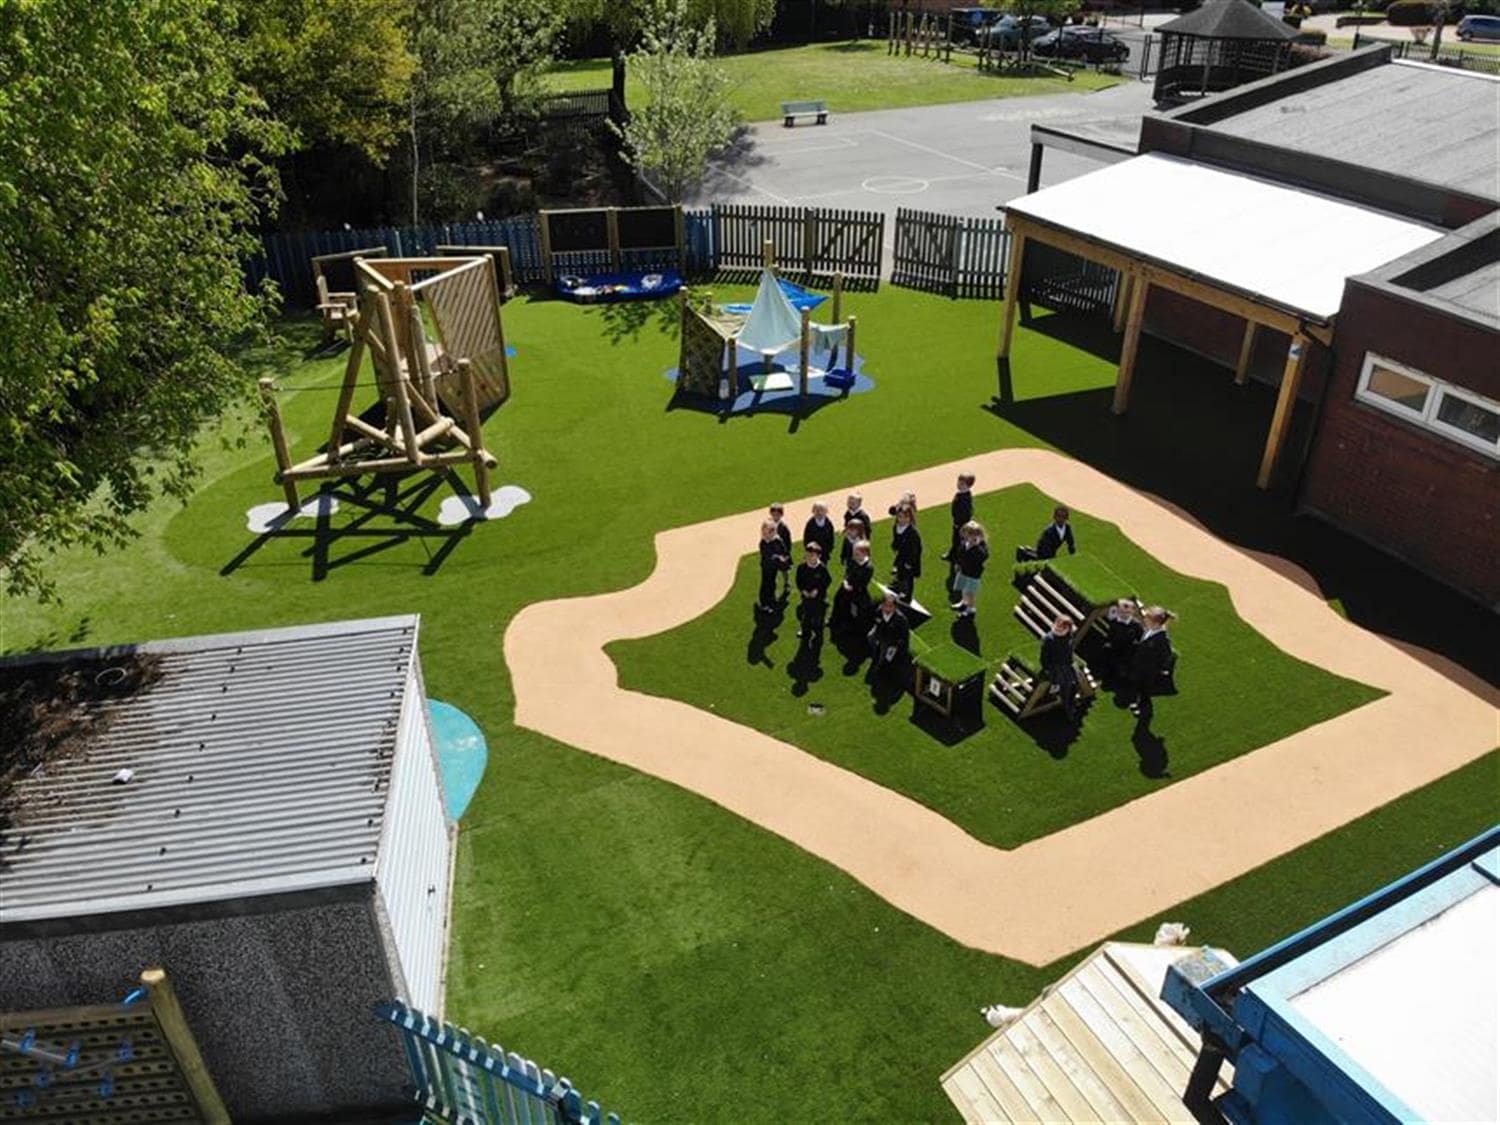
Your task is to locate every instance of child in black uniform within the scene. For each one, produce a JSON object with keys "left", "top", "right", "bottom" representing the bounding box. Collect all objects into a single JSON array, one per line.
[
  {"left": 942, "top": 473, "right": 975, "bottom": 564},
  {"left": 890, "top": 503, "right": 922, "bottom": 603},
  {"left": 757, "top": 519, "right": 789, "bottom": 614},
  {"left": 840, "top": 493, "right": 871, "bottom": 565},
  {"left": 832, "top": 538, "right": 875, "bottom": 638},
  {"left": 804, "top": 501, "right": 835, "bottom": 562},
  {"left": 769, "top": 503, "right": 793, "bottom": 599},
  {"left": 795, "top": 542, "right": 832, "bottom": 643}
]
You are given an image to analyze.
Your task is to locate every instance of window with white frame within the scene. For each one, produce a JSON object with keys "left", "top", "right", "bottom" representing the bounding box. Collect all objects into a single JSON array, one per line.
[{"left": 1355, "top": 354, "right": 1500, "bottom": 459}]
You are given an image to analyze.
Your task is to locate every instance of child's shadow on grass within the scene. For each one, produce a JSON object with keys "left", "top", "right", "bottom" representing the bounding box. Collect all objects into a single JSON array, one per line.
[
  {"left": 1132, "top": 726, "right": 1170, "bottom": 779},
  {"left": 787, "top": 641, "right": 826, "bottom": 696},
  {"left": 866, "top": 664, "right": 908, "bottom": 715},
  {"left": 747, "top": 610, "right": 783, "bottom": 668}
]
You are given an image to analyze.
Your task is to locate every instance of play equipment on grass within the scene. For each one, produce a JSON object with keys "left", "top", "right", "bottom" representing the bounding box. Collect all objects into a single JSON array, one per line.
[
  {"left": 913, "top": 639, "right": 990, "bottom": 729},
  {"left": 311, "top": 245, "right": 388, "bottom": 342},
  {"left": 260, "top": 253, "right": 510, "bottom": 514},
  {"left": 676, "top": 245, "right": 859, "bottom": 410},
  {"left": 991, "top": 556, "right": 1127, "bottom": 720},
  {"left": 541, "top": 205, "right": 686, "bottom": 302}
]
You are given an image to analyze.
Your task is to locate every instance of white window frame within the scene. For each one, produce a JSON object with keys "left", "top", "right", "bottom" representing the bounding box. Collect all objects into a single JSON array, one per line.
[{"left": 1355, "top": 353, "right": 1500, "bottom": 459}]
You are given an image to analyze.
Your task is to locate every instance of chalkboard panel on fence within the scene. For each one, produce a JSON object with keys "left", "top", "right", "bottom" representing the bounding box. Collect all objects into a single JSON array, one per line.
[
  {"left": 617, "top": 207, "right": 677, "bottom": 249},
  {"left": 548, "top": 210, "right": 610, "bottom": 253}
]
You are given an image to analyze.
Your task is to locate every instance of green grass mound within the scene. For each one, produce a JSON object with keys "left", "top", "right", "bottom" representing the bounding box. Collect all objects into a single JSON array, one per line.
[{"left": 611, "top": 484, "right": 1384, "bottom": 849}]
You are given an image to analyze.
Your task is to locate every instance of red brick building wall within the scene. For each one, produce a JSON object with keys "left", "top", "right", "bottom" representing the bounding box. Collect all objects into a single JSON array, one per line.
[{"left": 1300, "top": 283, "right": 1500, "bottom": 608}]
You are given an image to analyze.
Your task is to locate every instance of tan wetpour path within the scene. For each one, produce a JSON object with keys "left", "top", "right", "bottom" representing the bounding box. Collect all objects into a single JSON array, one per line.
[{"left": 506, "top": 450, "right": 1498, "bottom": 966}]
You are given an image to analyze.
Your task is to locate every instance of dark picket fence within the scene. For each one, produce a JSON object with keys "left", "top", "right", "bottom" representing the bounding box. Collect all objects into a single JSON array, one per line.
[
  {"left": 710, "top": 203, "right": 885, "bottom": 280},
  {"left": 891, "top": 207, "right": 1010, "bottom": 299},
  {"left": 254, "top": 203, "right": 1023, "bottom": 307},
  {"left": 1024, "top": 240, "right": 1119, "bottom": 315}
]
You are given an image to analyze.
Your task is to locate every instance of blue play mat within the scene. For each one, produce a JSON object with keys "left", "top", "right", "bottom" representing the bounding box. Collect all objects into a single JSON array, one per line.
[
  {"left": 664, "top": 342, "right": 873, "bottom": 417},
  {"left": 428, "top": 700, "right": 488, "bottom": 820}
]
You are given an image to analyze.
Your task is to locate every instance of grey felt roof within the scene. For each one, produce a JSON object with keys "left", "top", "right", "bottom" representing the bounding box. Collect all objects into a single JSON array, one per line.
[
  {"left": 1158, "top": 0, "right": 1297, "bottom": 40},
  {"left": 1205, "top": 61, "right": 1500, "bottom": 200},
  {"left": 0, "top": 616, "right": 418, "bottom": 926},
  {"left": 1429, "top": 260, "right": 1500, "bottom": 320}
]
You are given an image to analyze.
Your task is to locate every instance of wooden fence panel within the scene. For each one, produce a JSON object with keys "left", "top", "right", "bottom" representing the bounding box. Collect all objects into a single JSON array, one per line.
[
  {"left": 709, "top": 203, "right": 883, "bottom": 279},
  {"left": 891, "top": 208, "right": 1010, "bottom": 299}
]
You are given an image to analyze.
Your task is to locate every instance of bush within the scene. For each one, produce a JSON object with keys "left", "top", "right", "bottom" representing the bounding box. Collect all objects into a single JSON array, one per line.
[
  {"left": 1297, "top": 27, "right": 1329, "bottom": 42},
  {"left": 1386, "top": 0, "right": 1437, "bottom": 23}
]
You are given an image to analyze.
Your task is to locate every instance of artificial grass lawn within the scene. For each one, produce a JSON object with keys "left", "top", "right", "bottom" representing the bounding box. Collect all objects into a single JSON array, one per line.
[
  {"left": 609, "top": 487, "right": 1383, "bottom": 850},
  {"left": 3, "top": 284, "right": 1491, "bottom": 1122},
  {"left": 544, "top": 41, "right": 1120, "bottom": 123}
]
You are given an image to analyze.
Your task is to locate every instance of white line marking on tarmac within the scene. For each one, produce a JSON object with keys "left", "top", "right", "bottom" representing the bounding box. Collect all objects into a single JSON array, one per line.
[{"left": 866, "top": 129, "right": 1025, "bottom": 180}]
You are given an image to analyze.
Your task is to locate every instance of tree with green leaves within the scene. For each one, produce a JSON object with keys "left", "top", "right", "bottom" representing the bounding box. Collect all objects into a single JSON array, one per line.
[
  {"left": 613, "top": 0, "right": 741, "bottom": 202},
  {"left": 239, "top": 0, "right": 417, "bottom": 163},
  {"left": 0, "top": 0, "right": 289, "bottom": 601}
]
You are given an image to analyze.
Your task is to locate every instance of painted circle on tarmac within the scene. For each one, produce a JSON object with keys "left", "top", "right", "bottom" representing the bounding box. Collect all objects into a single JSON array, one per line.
[{"left": 861, "top": 175, "right": 929, "bottom": 195}]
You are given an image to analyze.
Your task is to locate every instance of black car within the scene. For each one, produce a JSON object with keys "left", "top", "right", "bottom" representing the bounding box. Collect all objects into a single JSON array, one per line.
[{"left": 1031, "top": 26, "right": 1130, "bottom": 62}]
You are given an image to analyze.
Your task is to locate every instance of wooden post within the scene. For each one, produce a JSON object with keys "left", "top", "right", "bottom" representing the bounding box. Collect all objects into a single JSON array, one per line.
[
  {"left": 606, "top": 207, "right": 621, "bottom": 272},
  {"left": 141, "top": 968, "right": 230, "bottom": 1124},
  {"left": 1234, "top": 320, "right": 1258, "bottom": 386},
  {"left": 832, "top": 271, "right": 844, "bottom": 323},
  {"left": 327, "top": 310, "right": 367, "bottom": 463},
  {"left": 259, "top": 378, "right": 301, "bottom": 510},
  {"left": 799, "top": 308, "right": 811, "bottom": 400},
  {"left": 762, "top": 238, "right": 775, "bottom": 271},
  {"left": 376, "top": 290, "right": 422, "bottom": 463},
  {"left": 486, "top": 255, "right": 510, "bottom": 391},
  {"left": 846, "top": 314, "right": 857, "bottom": 375},
  {"left": 997, "top": 227, "right": 1027, "bottom": 359},
  {"left": 459, "top": 359, "right": 492, "bottom": 508},
  {"left": 673, "top": 203, "right": 686, "bottom": 272},
  {"left": 1112, "top": 277, "right": 1151, "bottom": 415},
  {"left": 1111, "top": 272, "right": 1132, "bottom": 333},
  {"left": 539, "top": 210, "right": 554, "bottom": 283},
  {"left": 1257, "top": 332, "right": 1310, "bottom": 489},
  {"left": 497, "top": 246, "right": 513, "bottom": 297}
]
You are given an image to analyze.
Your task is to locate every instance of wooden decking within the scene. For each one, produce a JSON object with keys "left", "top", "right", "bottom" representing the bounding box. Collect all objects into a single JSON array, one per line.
[{"left": 941, "top": 942, "right": 1236, "bottom": 1123}]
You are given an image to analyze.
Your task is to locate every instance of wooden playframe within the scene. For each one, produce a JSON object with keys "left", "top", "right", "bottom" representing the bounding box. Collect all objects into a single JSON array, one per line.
[
  {"left": 311, "top": 246, "right": 388, "bottom": 341},
  {"left": 436, "top": 244, "right": 514, "bottom": 300},
  {"left": 260, "top": 254, "right": 509, "bottom": 513},
  {"left": 676, "top": 243, "right": 858, "bottom": 408},
  {"left": 539, "top": 205, "right": 685, "bottom": 282}
]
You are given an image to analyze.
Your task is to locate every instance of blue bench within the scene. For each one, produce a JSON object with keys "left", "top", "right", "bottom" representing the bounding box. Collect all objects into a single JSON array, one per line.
[{"left": 781, "top": 99, "right": 829, "bottom": 127}]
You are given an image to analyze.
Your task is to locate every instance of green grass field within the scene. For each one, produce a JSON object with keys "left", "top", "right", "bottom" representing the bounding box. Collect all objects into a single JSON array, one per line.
[
  {"left": 4, "top": 282, "right": 1494, "bottom": 1122},
  {"left": 609, "top": 486, "right": 1382, "bottom": 849},
  {"left": 544, "top": 41, "right": 1121, "bottom": 123}
]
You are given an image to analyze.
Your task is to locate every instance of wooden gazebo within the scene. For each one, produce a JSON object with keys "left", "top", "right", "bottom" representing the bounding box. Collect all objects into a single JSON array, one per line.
[{"left": 1153, "top": 0, "right": 1297, "bottom": 106}]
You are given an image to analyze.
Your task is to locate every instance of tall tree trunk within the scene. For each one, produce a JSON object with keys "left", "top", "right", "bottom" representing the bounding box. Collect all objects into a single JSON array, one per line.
[{"left": 409, "top": 92, "right": 420, "bottom": 227}]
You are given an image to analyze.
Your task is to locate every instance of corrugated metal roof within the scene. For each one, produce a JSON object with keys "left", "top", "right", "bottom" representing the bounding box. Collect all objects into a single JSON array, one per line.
[
  {"left": 0, "top": 616, "right": 418, "bottom": 926},
  {"left": 1206, "top": 61, "right": 1500, "bottom": 200}
]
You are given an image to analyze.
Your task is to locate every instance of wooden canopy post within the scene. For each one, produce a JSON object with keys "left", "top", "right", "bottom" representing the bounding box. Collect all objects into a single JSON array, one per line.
[
  {"left": 1112, "top": 275, "right": 1151, "bottom": 415},
  {"left": 997, "top": 225, "right": 1027, "bottom": 359},
  {"left": 1257, "top": 332, "right": 1310, "bottom": 489},
  {"left": 799, "top": 307, "right": 811, "bottom": 400},
  {"left": 762, "top": 238, "right": 775, "bottom": 270},
  {"left": 1111, "top": 272, "right": 1132, "bottom": 333},
  {"left": 141, "top": 968, "right": 230, "bottom": 1124},
  {"left": 846, "top": 314, "right": 857, "bottom": 375},
  {"left": 259, "top": 378, "right": 301, "bottom": 510},
  {"left": 539, "top": 211, "right": 555, "bottom": 283},
  {"left": 1234, "top": 320, "right": 1259, "bottom": 386},
  {"left": 832, "top": 271, "right": 844, "bottom": 323},
  {"left": 606, "top": 207, "right": 622, "bottom": 272}
]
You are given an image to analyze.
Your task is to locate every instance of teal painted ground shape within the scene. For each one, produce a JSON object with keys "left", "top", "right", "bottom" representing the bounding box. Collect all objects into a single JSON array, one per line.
[{"left": 428, "top": 700, "right": 488, "bottom": 820}]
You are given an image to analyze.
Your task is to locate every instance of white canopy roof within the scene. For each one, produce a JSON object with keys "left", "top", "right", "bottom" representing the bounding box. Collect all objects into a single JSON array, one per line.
[
  {"left": 1007, "top": 153, "right": 1444, "bottom": 320},
  {"left": 739, "top": 268, "right": 805, "bottom": 356}
]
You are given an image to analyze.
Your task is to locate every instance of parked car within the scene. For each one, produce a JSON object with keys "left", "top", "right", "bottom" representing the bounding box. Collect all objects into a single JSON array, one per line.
[
  {"left": 950, "top": 7, "right": 1006, "bottom": 44},
  {"left": 1457, "top": 13, "right": 1500, "bottom": 38},
  {"left": 1031, "top": 26, "right": 1131, "bottom": 60},
  {"left": 985, "top": 13, "right": 1054, "bottom": 48}
]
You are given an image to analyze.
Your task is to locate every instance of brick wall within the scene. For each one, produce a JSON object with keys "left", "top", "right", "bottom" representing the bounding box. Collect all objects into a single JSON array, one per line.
[{"left": 1301, "top": 283, "right": 1500, "bottom": 608}]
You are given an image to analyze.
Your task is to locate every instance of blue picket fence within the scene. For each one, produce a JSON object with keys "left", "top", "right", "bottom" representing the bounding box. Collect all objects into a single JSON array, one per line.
[{"left": 378, "top": 1002, "right": 622, "bottom": 1125}]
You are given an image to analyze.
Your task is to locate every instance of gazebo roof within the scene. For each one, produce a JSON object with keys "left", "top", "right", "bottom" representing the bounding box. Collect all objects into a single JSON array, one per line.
[{"left": 1158, "top": 0, "right": 1297, "bottom": 41}]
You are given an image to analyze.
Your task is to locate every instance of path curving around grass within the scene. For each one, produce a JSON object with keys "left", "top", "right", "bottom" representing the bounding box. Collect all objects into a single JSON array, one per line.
[{"left": 505, "top": 449, "right": 1498, "bottom": 966}]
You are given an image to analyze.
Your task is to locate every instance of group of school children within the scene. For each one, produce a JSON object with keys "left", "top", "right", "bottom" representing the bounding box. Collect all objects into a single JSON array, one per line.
[{"left": 757, "top": 474, "right": 1178, "bottom": 727}]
